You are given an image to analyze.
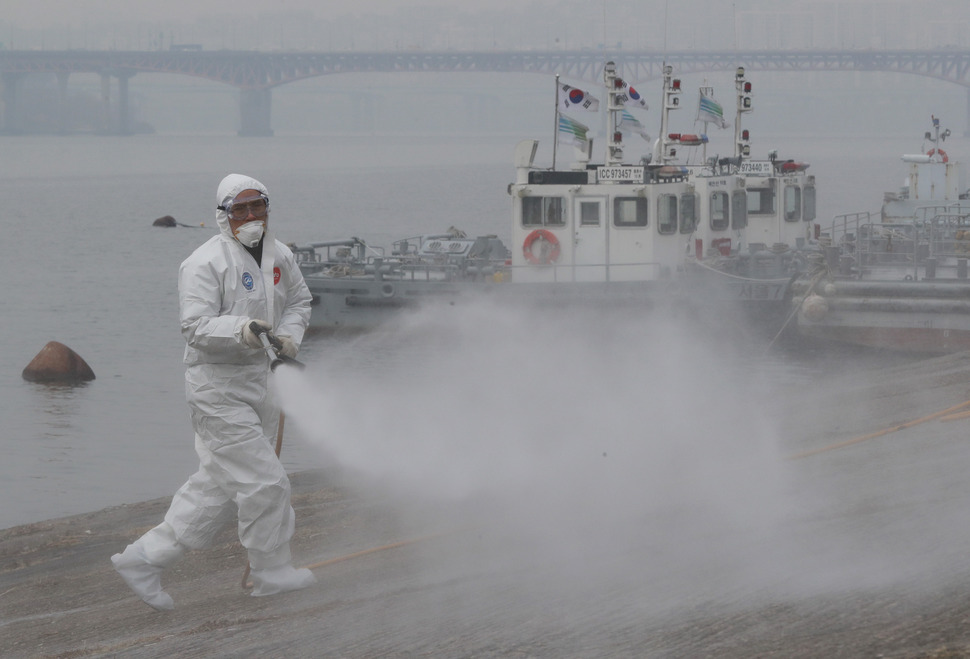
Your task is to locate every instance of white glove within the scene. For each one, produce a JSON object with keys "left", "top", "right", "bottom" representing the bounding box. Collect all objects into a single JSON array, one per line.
[
  {"left": 277, "top": 335, "right": 298, "bottom": 359},
  {"left": 241, "top": 319, "right": 273, "bottom": 349}
]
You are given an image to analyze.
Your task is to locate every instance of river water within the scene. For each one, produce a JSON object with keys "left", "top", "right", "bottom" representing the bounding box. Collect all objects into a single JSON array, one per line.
[{"left": 0, "top": 128, "right": 960, "bottom": 530}]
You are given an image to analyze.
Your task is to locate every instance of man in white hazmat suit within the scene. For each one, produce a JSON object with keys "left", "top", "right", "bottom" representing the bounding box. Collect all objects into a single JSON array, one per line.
[{"left": 111, "top": 173, "right": 315, "bottom": 610}]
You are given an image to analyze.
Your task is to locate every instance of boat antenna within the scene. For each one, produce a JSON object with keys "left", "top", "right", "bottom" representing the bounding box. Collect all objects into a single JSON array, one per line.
[
  {"left": 553, "top": 73, "right": 560, "bottom": 170},
  {"left": 604, "top": 61, "right": 623, "bottom": 166},
  {"left": 657, "top": 63, "right": 681, "bottom": 166},
  {"left": 734, "top": 66, "right": 752, "bottom": 162}
]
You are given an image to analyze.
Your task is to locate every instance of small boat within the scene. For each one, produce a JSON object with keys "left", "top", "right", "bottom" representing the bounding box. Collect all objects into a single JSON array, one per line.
[
  {"left": 791, "top": 116, "right": 970, "bottom": 352},
  {"left": 294, "top": 231, "right": 510, "bottom": 332}
]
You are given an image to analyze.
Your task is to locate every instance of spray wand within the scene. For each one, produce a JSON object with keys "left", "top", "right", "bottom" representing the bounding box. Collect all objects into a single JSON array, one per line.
[
  {"left": 238, "top": 320, "right": 306, "bottom": 591},
  {"left": 248, "top": 321, "right": 306, "bottom": 372}
]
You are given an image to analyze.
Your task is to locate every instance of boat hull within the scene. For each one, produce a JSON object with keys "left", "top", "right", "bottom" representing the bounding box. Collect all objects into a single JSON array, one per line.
[
  {"left": 796, "top": 322, "right": 970, "bottom": 353},
  {"left": 305, "top": 268, "right": 795, "bottom": 335},
  {"left": 794, "top": 280, "right": 970, "bottom": 353},
  {"left": 305, "top": 276, "right": 496, "bottom": 332}
]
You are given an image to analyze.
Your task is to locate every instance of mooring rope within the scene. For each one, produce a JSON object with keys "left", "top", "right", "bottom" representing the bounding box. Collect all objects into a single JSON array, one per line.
[{"left": 788, "top": 398, "right": 970, "bottom": 460}]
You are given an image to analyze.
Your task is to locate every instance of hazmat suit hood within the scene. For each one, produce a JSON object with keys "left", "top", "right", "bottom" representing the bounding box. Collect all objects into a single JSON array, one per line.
[{"left": 216, "top": 173, "right": 269, "bottom": 239}]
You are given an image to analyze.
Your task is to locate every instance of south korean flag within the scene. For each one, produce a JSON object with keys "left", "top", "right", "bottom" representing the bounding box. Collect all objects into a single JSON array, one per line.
[{"left": 560, "top": 84, "right": 600, "bottom": 112}]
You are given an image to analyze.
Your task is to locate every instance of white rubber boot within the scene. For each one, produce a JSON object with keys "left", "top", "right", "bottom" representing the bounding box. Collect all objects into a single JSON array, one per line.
[
  {"left": 111, "top": 523, "right": 185, "bottom": 611},
  {"left": 250, "top": 564, "right": 316, "bottom": 597}
]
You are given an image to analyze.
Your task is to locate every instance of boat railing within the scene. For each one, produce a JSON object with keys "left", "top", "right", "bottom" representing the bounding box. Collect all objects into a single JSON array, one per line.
[
  {"left": 296, "top": 235, "right": 512, "bottom": 283},
  {"left": 295, "top": 239, "right": 384, "bottom": 265},
  {"left": 847, "top": 221, "right": 970, "bottom": 281},
  {"left": 828, "top": 211, "right": 872, "bottom": 247},
  {"left": 825, "top": 207, "right": 970, "bottom": 280},
  {"left": 923, "top": 211, "right": 970, "bottom": 264},
  {"left": 396, "top": 258, "right": 507, "bottom": 281},
  {"left": 915, "top": 202, "right": 970, "bottom": 226}
]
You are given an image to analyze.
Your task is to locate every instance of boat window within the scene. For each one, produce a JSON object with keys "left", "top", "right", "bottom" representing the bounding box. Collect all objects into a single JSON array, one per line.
[
  {"left": 613, "top": 197, "right": 648, "bottom": 227},
  {"left": 522, "top": 196, "right": 565, "bottom": 227},
  {"left": 784, "top": 185, "right": 802, "bottom": 222},
  {"left": 731, "top": 191, "right": 748, "bottom": 230},
  {"left": 579, "top": 201, "right": 600, "bottom": 226},
  {"left": 803, "top": 186, "right": 816, "bottom": 222},
  {"left": 657, "top": 195, "right": 677, "bottom": 235},
  {"left": 680, "top": 193, "right": 698, "bottom": 234},
  {"left": 747, "top": 186, "right": 776, "bottom": 215},
  {"left": 710, "top": 192, "right": 729, "bottom": 231}
]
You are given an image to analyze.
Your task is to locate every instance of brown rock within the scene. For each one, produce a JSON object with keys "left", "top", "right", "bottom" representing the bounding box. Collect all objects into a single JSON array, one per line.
[{"left": 22, "top": 341, "right": 96, "bottom": 383}]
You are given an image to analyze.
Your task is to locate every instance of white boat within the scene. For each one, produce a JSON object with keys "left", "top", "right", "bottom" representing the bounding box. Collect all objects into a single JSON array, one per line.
[
  {"left": 679, "top": 67, "right": 819, "bottom": 309},
  {"left": 882, "top": 116, "right": 966, "bottom": 222},
  {"left": 298, "top": 62, "right": 821, "bottom": 333},
  {"left": 792, "top": 116, "right": 970, "bottom": 352},
  {"left": 509, "top": 64, "right": 819, "bottom": 314}
]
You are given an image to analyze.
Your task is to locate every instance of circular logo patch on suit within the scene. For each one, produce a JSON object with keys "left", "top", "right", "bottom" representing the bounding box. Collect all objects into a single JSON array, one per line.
[
  {"left": 274, "top": 267, "right": 281, "bottom": 285},
  {"left": 242, "top": 272, "right": 254, "bottom": 291}
]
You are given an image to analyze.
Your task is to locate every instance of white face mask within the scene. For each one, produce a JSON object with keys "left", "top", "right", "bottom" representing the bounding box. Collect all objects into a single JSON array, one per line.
[{"left": 233, "top": 221, "right": 265, "bottom": 248}]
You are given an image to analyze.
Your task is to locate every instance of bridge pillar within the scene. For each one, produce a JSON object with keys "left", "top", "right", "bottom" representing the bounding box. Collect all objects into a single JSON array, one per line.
[
  {"left": 1, "top": 72, "right": 24, "bottom": 134},
  {"left": 966, "top": 88, "right": 970, "bottom": 138},
  {"left": 100, "top": 73, "right": 111, "bottom": 134},
  {"left": 98, "top": 71, "right": 135, "bottom": 135},
  {"left": 116, "top": 73, "right": 132, "bottom": 135},
  {"left": 239, "top": 88, "right": 273, "bottom": 137},
  {"left": 56, "top": 72, "right": 70, "bottom": 134}
]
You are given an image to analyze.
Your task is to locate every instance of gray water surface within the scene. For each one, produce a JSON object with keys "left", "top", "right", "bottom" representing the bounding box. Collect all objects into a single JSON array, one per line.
[{"left": 0, "top": 130, "right": 951, "bottom": 529}]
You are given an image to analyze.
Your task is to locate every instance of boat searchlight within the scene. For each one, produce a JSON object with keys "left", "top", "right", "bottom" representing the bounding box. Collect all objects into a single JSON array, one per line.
[{"left": 513, "top": 140, "right": 538, "bottom": 169}]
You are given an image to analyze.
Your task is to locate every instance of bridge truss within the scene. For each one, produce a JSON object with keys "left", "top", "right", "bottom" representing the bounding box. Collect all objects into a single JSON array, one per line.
[{"left": 2, "top": 49, "right": 970, "bottom": 135}]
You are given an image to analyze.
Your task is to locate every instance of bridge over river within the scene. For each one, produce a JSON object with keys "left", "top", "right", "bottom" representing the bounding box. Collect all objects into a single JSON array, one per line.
[{"left": 2, "top": 49, "right": 970, "bottom": 136}]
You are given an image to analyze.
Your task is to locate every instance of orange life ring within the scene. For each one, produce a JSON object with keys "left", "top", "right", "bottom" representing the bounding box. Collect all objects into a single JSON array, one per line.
[
  {"left": 927, "top": 148, "right": 949, "bottom": 163},
  {"left": 522, "top": 229, "right": 561, "bottom": 265}
]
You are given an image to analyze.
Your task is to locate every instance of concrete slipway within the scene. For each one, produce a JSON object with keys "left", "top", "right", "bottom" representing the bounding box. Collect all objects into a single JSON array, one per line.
[{"left": 5, "top": 352, "right": 970, "bottom": 658}]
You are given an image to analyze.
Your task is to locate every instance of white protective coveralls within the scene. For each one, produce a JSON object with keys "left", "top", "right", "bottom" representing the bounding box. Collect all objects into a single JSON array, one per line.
[{"left": 112, "top": 174, "right": 315, "bottom": 609}]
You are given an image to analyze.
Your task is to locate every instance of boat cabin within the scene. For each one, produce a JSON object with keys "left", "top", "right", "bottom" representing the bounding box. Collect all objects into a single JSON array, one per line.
[
  {"left": 740, "top": 157, "right": 816, "bottom": 249},
  {"left": 883, "top": 117, "right": 967, "bottom": 222},
  {"left": 508, "top": 62, "right": 748, "bottom": 284},
  {"left": 509, "top": 150, "right": 699, "bottom": 283}
]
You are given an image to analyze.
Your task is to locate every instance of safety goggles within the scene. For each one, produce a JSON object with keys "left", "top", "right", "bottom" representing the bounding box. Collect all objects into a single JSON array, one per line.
[{"left": 221, "top": 193, "right": 270, "bottom": 221}]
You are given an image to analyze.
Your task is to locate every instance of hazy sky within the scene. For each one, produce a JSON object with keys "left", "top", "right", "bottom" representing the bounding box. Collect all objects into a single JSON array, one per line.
[
  {"left": 8, "top": 0, "right": 958, "bottom": 29},
  {"left": 5, "top": 0, "right": 521, "bottom": 29},
  {"left": 3, "top": 1, "right": 967, "bottom": 51}
]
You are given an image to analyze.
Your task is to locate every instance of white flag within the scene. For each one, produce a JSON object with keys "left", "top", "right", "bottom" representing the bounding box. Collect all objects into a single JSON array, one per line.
[
  {"left": 697, "top": 91, "right": 729, "bottom": 129},
  {"left": 558, "top": 114, "right": 590, "bottom": 148},
  {"left": 620, "top": 110, "right": 650, "bottom": 141}
]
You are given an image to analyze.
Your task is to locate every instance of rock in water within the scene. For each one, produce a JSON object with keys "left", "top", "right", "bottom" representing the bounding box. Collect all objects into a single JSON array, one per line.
[
  {"left": 22, "top": 342, "right": 96, "bottom": 383},
  {"left": 152, "top": 215, "right": 177, "bottom": 227}
]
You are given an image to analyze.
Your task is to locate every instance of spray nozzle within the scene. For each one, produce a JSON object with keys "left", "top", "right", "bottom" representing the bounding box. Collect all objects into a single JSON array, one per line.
[{"left": 249, "top": 321, "right": 306, "bottom": 372}]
